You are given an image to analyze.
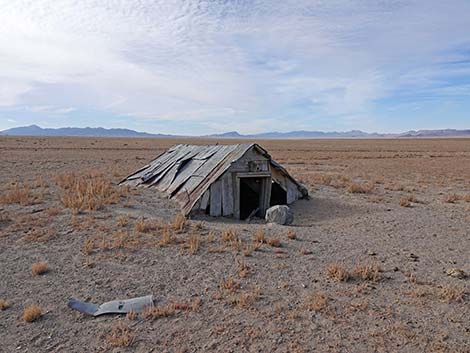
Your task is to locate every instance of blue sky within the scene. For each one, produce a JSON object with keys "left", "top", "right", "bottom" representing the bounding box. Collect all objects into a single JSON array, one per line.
[{"left": 0, "top": 0, "right": 469, "bottom": 135}]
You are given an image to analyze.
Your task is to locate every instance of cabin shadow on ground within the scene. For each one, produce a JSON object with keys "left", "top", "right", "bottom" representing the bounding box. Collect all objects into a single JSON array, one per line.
[{"left": 290, "top": 197, "right": 368, "bottom": 226}]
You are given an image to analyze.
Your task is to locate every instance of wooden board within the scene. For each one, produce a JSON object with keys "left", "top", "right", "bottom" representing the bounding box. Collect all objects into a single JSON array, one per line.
[
  {"left": 200, "top": 189, "right": 210, "bottom": 210},
  {"left": 221, "top": 173, "right": 234, "bottom": 216},
  {"left": 210, "top": 180, "right": 222, "bottom": 216}
]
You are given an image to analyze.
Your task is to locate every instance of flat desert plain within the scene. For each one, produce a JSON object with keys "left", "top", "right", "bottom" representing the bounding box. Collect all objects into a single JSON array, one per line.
[{"left": 0, "top": 137, "right": 469, "bottom": 353}]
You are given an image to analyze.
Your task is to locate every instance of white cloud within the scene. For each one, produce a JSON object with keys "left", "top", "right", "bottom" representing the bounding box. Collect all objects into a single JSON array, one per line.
[{"left": 0, "top": 0, "right": 469, "bottom": 133}]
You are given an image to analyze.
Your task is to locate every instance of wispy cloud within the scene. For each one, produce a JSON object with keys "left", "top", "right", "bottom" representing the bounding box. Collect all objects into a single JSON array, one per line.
[{"left": 0, "top": 1, "right": 469, "bottom": 133}]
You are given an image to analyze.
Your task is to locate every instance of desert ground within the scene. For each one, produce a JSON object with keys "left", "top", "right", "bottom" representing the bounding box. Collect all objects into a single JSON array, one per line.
[{"left": 0, "top": 136, "right": 469, "bottom": 353}]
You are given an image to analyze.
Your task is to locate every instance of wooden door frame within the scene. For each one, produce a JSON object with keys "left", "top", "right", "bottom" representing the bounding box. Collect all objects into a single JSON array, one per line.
[{"left": 234, "top": 172, "right": 271, "bottom": 219}]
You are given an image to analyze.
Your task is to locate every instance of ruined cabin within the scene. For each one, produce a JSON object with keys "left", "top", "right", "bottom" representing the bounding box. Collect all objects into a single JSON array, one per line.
[{"left": 120, "top": 144, "right": 308, "bottom": 219}]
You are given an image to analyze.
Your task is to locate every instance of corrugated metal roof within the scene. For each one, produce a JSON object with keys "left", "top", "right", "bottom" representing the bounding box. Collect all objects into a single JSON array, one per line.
[{"left": 120, "top": 143, "right": 307, "bottom": 215}]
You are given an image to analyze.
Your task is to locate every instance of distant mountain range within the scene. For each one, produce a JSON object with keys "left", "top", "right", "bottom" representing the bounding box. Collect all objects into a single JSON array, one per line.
[
  {"left": 1, "top": 125, "right": 469, "bottom": 139},
  {"left": 0, "top": 125, "right": 173, "bottom": 138}
]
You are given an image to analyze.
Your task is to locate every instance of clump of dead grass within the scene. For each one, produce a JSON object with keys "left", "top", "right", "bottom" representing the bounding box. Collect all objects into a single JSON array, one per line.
[
  {"left": 116, "top": 215, "right": 130, "bottom": 227},
  {"left": 185, "top": 233, "right": 201, "bottom": 254},
  {"left": 45, "top": 207, "right": 60, "bottom": 217},
  {"left": 54, "top": 171, "right": 122, "bottom": 214},
  {"left": 286, "top": 229, "right": 297, "bottom": 240},
  {"left": 267, "top": 237, "right": 282, "bottom": 248},
  {"left": 347, "top": 181, "right": 374, "bottom": 194},
  {"left": 134, "top": 216, "right": 159, "bottom": 233},
  {"left": 0, "top": 299, "right": 10, "bottom": 310},
  {"left": 171, "top": 213, "right": 186, "bottom": 232},
  {"left": 327, "top": 263, "right": 350, "bottom": 282},
  {"left": 22, "top": 305, "right": 42, "bottom": 322},
  {"left": 399, "top": 196, "right": 414, "bottom": 207},
  {"left": 353, "top": 262, "right": 381, "bottom": 282},
  {"left": 327, "top": 262, "right": 382, "bottom": 282},
  {"left": 142, "top": 298, "right": 201, "bottom": 321},
  {"left": 443, "top": 193, "right": 459, "bottom": 204},
  {"left": 222, "top": 228, "right": 238, "bottom": 242},
  {"left": 106, "top": 322, "right": 134, "bottom": 347},
  {"left": 31, "top": 261, "right": 48, "bottom": 275},
  {"left": 159, "top": 225, "right": 173, "bottom": 246},
  {"left": 252, "top": 228, "right": 266, "bottom": 244}
]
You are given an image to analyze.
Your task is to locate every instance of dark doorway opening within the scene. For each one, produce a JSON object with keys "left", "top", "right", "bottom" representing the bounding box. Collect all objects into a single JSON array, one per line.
[
  {"left": 270, "top": 181, "right": 287, "bottom": 206},
  {"left": 240, "top": 177, "right": 262, "bottom": 220}
]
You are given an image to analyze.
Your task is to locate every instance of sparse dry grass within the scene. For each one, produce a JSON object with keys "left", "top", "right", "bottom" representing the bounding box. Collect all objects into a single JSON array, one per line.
[
  {"left": 82, "top": 238, "right": 95, "bottom": 255},
  {"left": 31, "top": 261, "right": 48, "bottom": 275},
  {"left": 134, "top": 216, "right": 160, "bottom": 233},
  {"left": 22, "top": 305, "right": 42, "bottom": 322},
  {"left": 0, "top": 299, "right": 9, "bottom": 310},
  {"left": 219, "top": 276, "right": 240, "bottom": 293},
  {"left": 106, "top": 322, "right": 134, "bottom": 347},
  {"left": 54, "top": 171, "right": 122, "bottom": 214},
  {"left": 439, "top": 285, "right": 466, "bottom": 303},
  {"left": 304, "top": 293, "right": 329, "bottom": 312},
  {"left": 229, "top": 287, "right": 261, "bottom": 308},
  {"left": 126, "top": 310, "right": 138, "bottom": 320},
  {"left": 0, "top": 183, "right": 40, "bottom": 206}
]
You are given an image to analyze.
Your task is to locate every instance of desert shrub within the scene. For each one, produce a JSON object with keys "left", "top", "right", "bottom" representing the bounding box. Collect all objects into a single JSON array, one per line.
[
  {"left": 31, "top": 262, "right": 48, "bottom": 275},
  {"left": 54, "top": 171, "right": 121, "bottom": 213},
  {"left": 23, "top": 305, "right": 42, "bottom": 322}
]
